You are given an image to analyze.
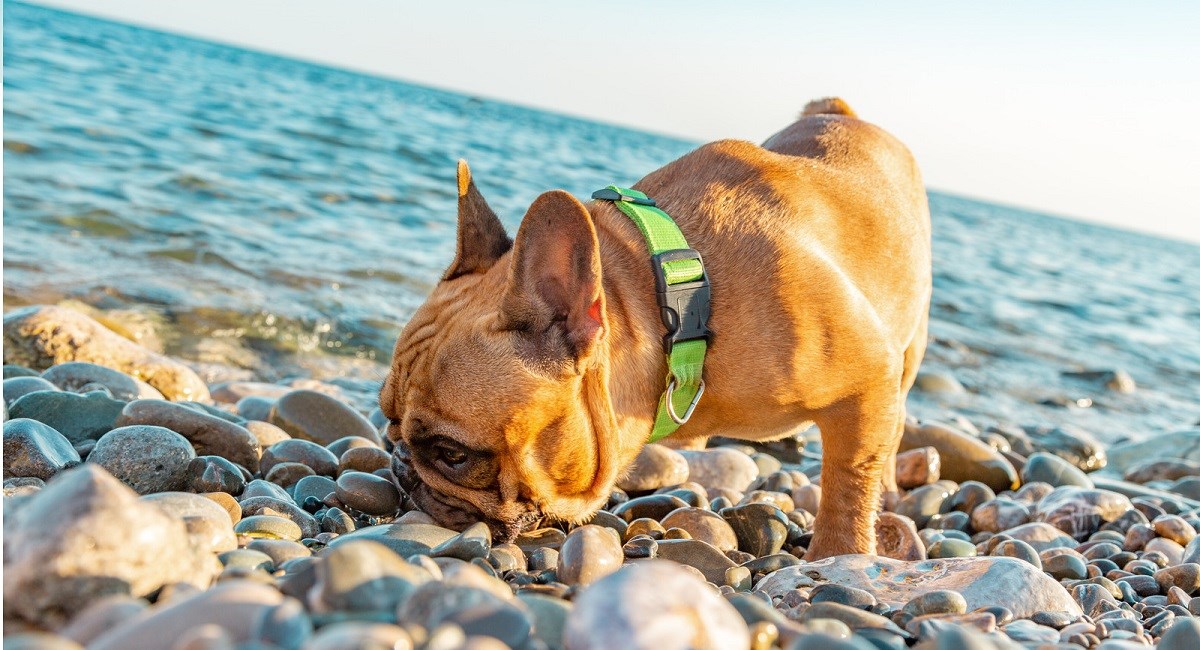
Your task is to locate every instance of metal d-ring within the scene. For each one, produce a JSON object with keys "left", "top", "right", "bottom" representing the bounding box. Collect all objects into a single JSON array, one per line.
[{"left": 664, "top": 378, "right": 705, "bottom": 425}]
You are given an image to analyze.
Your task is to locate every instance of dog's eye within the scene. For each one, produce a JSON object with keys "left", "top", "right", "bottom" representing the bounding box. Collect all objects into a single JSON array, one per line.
[{"left": 435, "top": 443, "right": 468, "bottom": 466}]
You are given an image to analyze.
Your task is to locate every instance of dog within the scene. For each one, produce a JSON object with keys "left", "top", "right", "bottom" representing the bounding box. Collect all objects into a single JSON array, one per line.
[{"left": 380, "top": 97, "right": 931, "bottom": 558}]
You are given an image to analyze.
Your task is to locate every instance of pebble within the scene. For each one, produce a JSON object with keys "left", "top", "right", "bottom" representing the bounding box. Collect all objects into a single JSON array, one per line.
[
  {"left": 7, "top": 389, "right": 125, "bottom": 443},
  {"left": 566, "top": 560, "right": 750, "bottom": 650},
  {"left": 88, "top": 425, "right": 196, "bottom": 494},
  {"left": 970, "top": 497, "right": 1031, "bottom": 533},
  {"left": 1022, "top": 451, "right": 1094, "bottom": 487},
  {"left": 558, "top": 525, "right": 624, "bottom": 586},
  {"left": 306, "top": 622, "right": 412, "bottom": 650},
  {"left": 41, "top": 361, "right": 162, "bottom": 401},
  {"left": 677, "top": 448, "right": 760, "bottom": 492},
  {"left": 335, "top": 470, "right": 401, "bottom": 515},
  {"left": 660, "top": 506, "right": 739, "bottom": 551},
  {"left": 895, "top": 446, "right": 940, "bottom": 488},
  {"left": 3, "top": 375, "right": 58, "bottom": 405},
  {"left": 185, "top": 455, "right": 247, "bottom": 494},
  {"left": 617, "top": 443, "right": 690, "bottom": 492},
  {"left": 721, "top": 502, "right": 789, "bottom": 557},
  {"left": 143, "top": 491, "right": 238, "bottom": 553},
  {"left": 245, "top": 420, "right": 292, "bottom": 448},
  {"left": 268, "top": 389, "right": 383, "bottom": 446},
  {"left": 261, "top": 438, "right": 340, "bottom": 477},
  {"left": 654, "top": 538, "right": 737, "bottom": 583},
  {"left": 4, "top": 465, "right": 213, "bottom": 627},
  {"left": 265, "top": 461, "right": 315, "bottom": 488},
  {"left": 235, "top": 395, "right": 275, "bottom": 422},
  {"left": 900, "top": 421, "right": 1019, "bottom": 491},
  {"left": 3, "top": 418, "right": 81, "bottom": 480},
  {"left": 338, "top": 445, "right": 391, "bottom": 474},
  {"left": 235, "top": 514, "right": 304, "bottom": 541},
  {"left": 238, "top": 496, "right": 320, "bottom": 538},
  {"left": 116, "top": 399, "right": 260, "bottom": 472},
  {"left": 310, "top": 539, "right": 433, "bottom": 613},
  {"left": 1034, "top": 487, "right": 1135, "bottom": 540},
  {"left": 3, "top": 305, "right": 211, "bottom": 401}
]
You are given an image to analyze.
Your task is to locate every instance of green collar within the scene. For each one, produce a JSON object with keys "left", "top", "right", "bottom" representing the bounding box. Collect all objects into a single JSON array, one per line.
[{"left": 592, "top": 186, "right": 711, "bottom": 443}]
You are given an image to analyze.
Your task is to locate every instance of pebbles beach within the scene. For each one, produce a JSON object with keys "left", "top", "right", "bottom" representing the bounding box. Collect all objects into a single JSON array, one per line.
[{"left": 6, "top": 304, "right": 1200, "bottom": 650}]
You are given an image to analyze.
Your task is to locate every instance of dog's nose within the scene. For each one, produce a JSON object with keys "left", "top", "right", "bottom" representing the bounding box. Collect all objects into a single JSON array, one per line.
[{"left": 390, "top": 445, "right": 420, "bottom": 493}]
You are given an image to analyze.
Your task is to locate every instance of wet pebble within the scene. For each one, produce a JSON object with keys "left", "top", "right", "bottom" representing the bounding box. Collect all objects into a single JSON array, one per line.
[
  {"left": 3, "top": 418, "right": 81, "bottom": 480},
  {"left": 335, "top": 470, "right": 401, "bottom": 515},
  {"left": 268, "top": 389, "right": 382, "bottom": 446},
  {"left": 88, "top": 425, "right": 196, "bottom": 494}
]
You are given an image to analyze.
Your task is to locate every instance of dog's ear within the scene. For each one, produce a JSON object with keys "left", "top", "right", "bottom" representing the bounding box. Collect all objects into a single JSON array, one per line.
[
  {"left": 443, "top": 160, "right": 512, "bottom": 281},
  {"left": 501, "top": 190, "right": 605, "bottom": 371}
]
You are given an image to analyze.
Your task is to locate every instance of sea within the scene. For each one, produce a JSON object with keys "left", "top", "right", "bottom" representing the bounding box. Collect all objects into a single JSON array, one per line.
[{"left": 5, "top": 1, "right": 1199, "bottom": 442}]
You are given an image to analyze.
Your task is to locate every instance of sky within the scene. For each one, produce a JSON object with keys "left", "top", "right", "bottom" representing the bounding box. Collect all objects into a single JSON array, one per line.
[{"left": 27, "top": 0, "right": 1200, "bottom": 243}]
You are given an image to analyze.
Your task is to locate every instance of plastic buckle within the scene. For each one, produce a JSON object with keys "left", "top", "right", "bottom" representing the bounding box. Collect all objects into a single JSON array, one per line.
[
  {"left": 651, "top": 248, "right": 712, "bottom": 354},
  {"left": 591, "top": 187, "right": 657, "bottom": 206}
]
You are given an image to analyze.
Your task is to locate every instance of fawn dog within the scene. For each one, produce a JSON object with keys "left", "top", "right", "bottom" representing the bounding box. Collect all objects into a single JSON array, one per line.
[{"left": 380, "top": 97, "right": 931, "bottom": 558}]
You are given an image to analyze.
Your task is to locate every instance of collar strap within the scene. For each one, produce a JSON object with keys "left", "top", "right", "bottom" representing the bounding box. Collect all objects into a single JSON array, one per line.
[{"left": 592, "top": 186, "right": 711, "bottom": 443}]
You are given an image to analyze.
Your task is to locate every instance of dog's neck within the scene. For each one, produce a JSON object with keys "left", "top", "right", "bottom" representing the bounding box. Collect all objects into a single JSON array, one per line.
[{"left": 587, "top": 201, "right": 680, "bottom": 451}]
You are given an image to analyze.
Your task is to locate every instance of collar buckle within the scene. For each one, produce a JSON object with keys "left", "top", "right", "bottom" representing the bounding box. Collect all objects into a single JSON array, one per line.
[{"left": 651, "top": 248, "right": 712, "bottom": 354}]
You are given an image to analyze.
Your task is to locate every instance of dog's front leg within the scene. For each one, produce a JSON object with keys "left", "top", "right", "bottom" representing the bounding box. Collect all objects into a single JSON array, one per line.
[{"left": 805, "top": 391, "right": 901, "bottom": 559}]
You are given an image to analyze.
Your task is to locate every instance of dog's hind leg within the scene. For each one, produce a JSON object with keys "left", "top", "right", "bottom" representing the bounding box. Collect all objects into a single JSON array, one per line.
[
  {"left": 804, "top": 389, "right": 901, "bottom": 559},
  {"left": 883, "top": 311, "right": 930, "bottom": 509}
]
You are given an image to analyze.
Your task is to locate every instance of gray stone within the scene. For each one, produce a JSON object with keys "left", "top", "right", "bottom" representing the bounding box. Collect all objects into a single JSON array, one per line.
[
  {"left": 309, "top": 539, "right": 433, "bottom": 613},
  {"left": 558, "top": 525, "right": 623, "bottom": 586},
  {"left": 88, "top": 425, "right": 196, "bottom": 494},
  {"left": 41, "top": 362, "right": 162, "bottom": 401},
  {"left": 3, "top": 465, "right": 213, "bottom": 627},
  {"left": 3, "top": 418, "right": 80, "bottom": 480},
  {"left": 721, "top": 502, "right": 788, "bottom": 557},
  {"left": 1107, "top": 429, "right": 1200, "bottom": 474},
  {"left": 3, "top": 305, "right": 210, "bottom": 401},
  {"left": 326, "top": 522, "right": 459, "bottom": 557},
  {"left": 304, "top": 623, "right": 412, "bottom": 650},
  {"left": 60, "top": 595, "right": 148, "bottom": 646},
  {"left": 756, "top": 554, "right": 1081, "bottom": 619},
  {"left": 335, "top": 471, "right": 401, "bottom": 515},
  {"left": 185, "top": 455, "right": 246, "bottom": 495},
  {"left": 914, "top": 371, "right": 965, "bottom": 394},
  {"left": 1021, "top": 452, "right": 1094, "bottom": 488},
  {"left": 7, "top": 390, "right": 125, "bottom": 444},
  {"left": 566, "top": 560, "right": 750, "bottom": 650},
  {"left": 519, "top": 592, "right": 571, "bottom": 650},
  {"left": 115, "top": 399, "right": 260, "bottom": 472},
  {"left": 261, "top": 439, "right": 339, "bottom": 477},
  {"left": 430, "top": 522, "right": 492, "bottom": 561},
  {"left": 1002, "top": 522, "right": 1078, "bottom": 551},
  {"left": 238, "top": 496, "right": 319, "bottom": 539},
  {"left": 654, "top": 538, "right": 737, "bottom": 584},
  {"left": 235, "top": 396, "right": 275, "bottom": 422},
  {"left": 4, "top": 376, "right": 58, "bottom": 405},
  {"left": 1034, "top": 487, "right": 1134, "bottom": 540},
  {"left": 268, "top": 389, "right": 382, "bottom": 446}
]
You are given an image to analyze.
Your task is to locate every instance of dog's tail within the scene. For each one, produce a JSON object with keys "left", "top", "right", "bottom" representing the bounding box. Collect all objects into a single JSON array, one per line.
[{"left": 801, "top": 97, "right": 857, "bottom": 119}]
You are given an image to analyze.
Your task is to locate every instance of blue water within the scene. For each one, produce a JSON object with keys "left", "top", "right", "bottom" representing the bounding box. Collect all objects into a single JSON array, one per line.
[{"left": 5, "top": 2, "right": 1199, "bottom": 440}]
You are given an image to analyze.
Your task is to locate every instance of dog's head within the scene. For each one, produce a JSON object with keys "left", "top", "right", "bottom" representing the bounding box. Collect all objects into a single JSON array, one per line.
[{"left": 380, "top": 161, "right": 622, "bottom": 540}]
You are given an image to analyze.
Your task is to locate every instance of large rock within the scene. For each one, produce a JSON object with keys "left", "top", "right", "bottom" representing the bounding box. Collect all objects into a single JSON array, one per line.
[
  {"left": 3, "top": 306, "right": 210, "bottom": 401},
  {"left": 7, "top": 390, "right": 125, "bottom": 444},
  {"left": 3, "top": 465, "right": 215, "bottom": 627},
  {"left": 3, "top": 418, "right": 81, "bottom": 480},
  {"left": 88, "top": 580, "right": 311, "bottom": 650},
  {"left": 676, "top": 448, "right": 759, "bottom": 492},
  {"left": 115, "top": 400, "right": 260, "bottom": 472},
  {"left": 1032, "top": 486, "right": 1134, "bottom": 540},
  {"left": 566, "top": 560, "right": 750, "bottom": 650},
  {"left": 900, "top": 421, "right": 1018, "bottom": 492},
  {"left": 755, "top": 554, "right": 1080, "bottom": 620},
  {"left": 617, "top": 444, "right": 690, "bottom": 492},
  {"left": 142, "top": 492, "right": 237, "bottom": 554}
]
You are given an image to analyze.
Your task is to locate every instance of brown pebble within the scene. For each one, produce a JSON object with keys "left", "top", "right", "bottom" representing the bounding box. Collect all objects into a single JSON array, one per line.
[
  {"left": 202, "top": 491, "right": 241, "bottom": 525},
  {"left": 338, "top": 446, "right": 391, "bottom": 475},
  {"left": 895, "top": 447, "right": 941, "bottom": 489},
  {"left": 876, "top": 511, "right": 925, "bottom": 561}
]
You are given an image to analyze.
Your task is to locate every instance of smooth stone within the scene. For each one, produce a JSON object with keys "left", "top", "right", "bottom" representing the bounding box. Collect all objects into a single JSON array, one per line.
[
  {"left": 326, "top": 435, "right": 378, "bottom": 458},
  {"left": 338, "top": 446, "right": 391, "bottom": 475},
  {"left": 895, "top": 447, "right": 941, "bottom": 489},
  {"left": 900, "top": 421, "right": 1018, "bottom": 492},
  {"left": 442, "top": 600, "right": 533, "bottom": 648},
  {"left": 7, "top": 390, "right": 125, "bottom": 444},
  {"left": 1022, "top": 452, "right": 1094, "bottom": 488},
  {"left": 875, "top": 512, "right": 926, "bottom": 561},
  {"left": 1155, "top": 564, "right": 1200, "bottom": 594},
  {"left": 757, "top": 554, "right": 1082, "bottom": 619},
  {"left": 991, "top": 539, "right": 1041, "bottom": 569},
  {"left": 245, "top": 420, "right": 292, "bottom": 449},
  {"left": 310, "top": 539, "right": 433, "bottom": 613},
  {"left": 1034, "top": 487, "right": 1134, "bottom": 540},
  {"left": 236, "top": 514, "right": 303, "bottom": 541},
  {"left": 115, "top": 399, "right": 260, "bottom": 473},
  {"left": 210, "top": 381, "right": 292, "bottom": 404},
  {"left": 586, "top": 509, "right": 629, "bottom": 539},
  {"left": 810, "top": 584, "right": 878, "bottom": 609},
  {"left": 238, "top": 496, "right": 320, "bottom": 538},
  {"left": 677, "top": 448, "right": 760, "bottom": 492},
  {"left": 565, "top": 560, "right": 750, "bottom": 650},
  {"left": 1160, "top": 617, "right": 1200, "bottom": 650},
  {"left": 235, "top": 396, "right": 275, "bottom": 422},
  {"left": 305, "top": 622, "right": 413, "bottom": 650},
  {"left": 927, "top": 538, "right": 977, "bottom": 558},
  {"left": 204, "top": 491, "right": 242, "bottom": 525},
  {"left": 903, "top": 589, "right": 968, "bottom": 618},
  {"left": 1043, "top": 553, "right": 1088, "bottom": 580},
  {"left": 1020, "top": 425, "right": 1107, "bottom": 472},
  {"left": 1091, "top": 475, "right": 1200, "bottom": 510},
  {"left": 185, "top": 455, "right": 246, "bottom": 495},
  {"left": 1003, "top": 522, "right": 1077, "bottom": 551},
  {"left": 721, "top": 502, "right": 789, "bottom": 557},
  {"left": 88, "top": 425, "right": 196, "bottom": 494},
  {"left": 396, "top": 563, "right": 513, "bottom": 631},
  {"left": 970, "top": 497, "right": 1031, "bottom": 533},
  {"left": 431, "top": 522, "right": 492, "bottom": 561},
  {"left": 4, "top": 364, "right": 41, "bottom": 378},
  {"left": 1154, "top": 514, "right": 1197, "bottom": 546},
  {"left": 268, "top": 389, "right": 382, "bottom": 446},
  {"left": 519, "top": 592, "right": 571, "bottom": 650},
  {"left": 2, "top": 633, "right": 85, "bottom": 650},
  {"left": 488, "top": 543, "right": 526, "bottom": 573},
  {"left": 895, "top": 483, "right": 951, "bottom": 529},
  {"left": 791, "top": 484, "right": 821, "bottom": 514},
  {"left": 242, "top": 478, "right": 292, "bottom": 501},
  {"left": 798, "top": 602, "right": 909, "bottom": 639},
  {"left": 659, "top": 507, "right": 738, "bottom": 552},
  {"left": 143, "top": 491, "right": 238, "bottom": 553},
  {"left": 617, "top": 443, "right": 690, "bottom": 492},
  {"left": 293, "top": 475, "right": 338, "bottom": 505},
  {"left": 1148, "top": 537, "right": 1186, "bottom": 565},
  {"left": 265, "top": 462, "right": 316, "bottom": 488},
  {"left": 219, "top": 548, "right": 275, "bottom": 571},
  {"left": 610, "top": 494, "right": 690, "bottom": 522},
  {"left": 60, "top": 595, "right": 149, "bottom": 646},
  {"left": 87, "top": 580, "right": 308, "bottom": 650},
  {"left": 1106, "top": 428, "right": 1200, "bottom": 474},
  {"left": 654, "top": 538, "right": 737, "bottom": 584},
  {"left": 529, "top": 547, "right": 559, "bottom": 572},
  {"left": 261, "top": 439, "right": 340, "bottom": 477},
  {"left": 4, "top": 376, "right": 58, "bottom": 405},
  {"left": 946, "top": 481, "right": 996, "bottom": 513},
  {"left": 322, "top": 507, "right": 356, "bottom": 535},
  {"left": 3, "top": 305, "right": 210, "bottom": 400},
  {"left": 3, "top": 418, "right": 81, "bottom": 480},
  {"left": 558, "top": 525, "right": 623, "bottom": 586},
  {"left": 3, "top": 465, "right": 213, "bottom": 627},
  {"left": 914, "top": 370, "right": 965, "bottom": 394},
  {"left": 515, "top": 528, "right": 567, "bottom": 553},
  {"left": 41, "top": 362, "right": 161, "bottom": 401},
  {"left": 335, "top": 471, "right": 401, "bottom": 515},
  {"left": 1126, "top": 459, "right": 1200, "bottom": 484},
  {"left": 326, "top": 522, "right": 458, "bottom": 557}
]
